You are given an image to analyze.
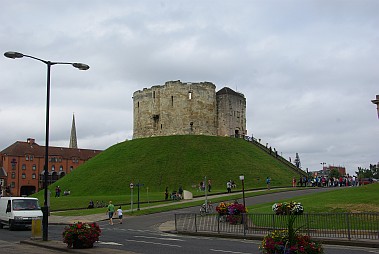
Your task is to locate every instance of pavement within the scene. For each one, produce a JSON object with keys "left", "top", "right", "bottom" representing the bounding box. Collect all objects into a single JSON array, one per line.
[{"left": 13, "top": 188, "right": 379, "bottom": 252}]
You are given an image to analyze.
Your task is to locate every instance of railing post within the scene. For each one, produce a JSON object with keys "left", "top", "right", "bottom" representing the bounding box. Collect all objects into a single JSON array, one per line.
[
  {"left": 174, "top": 214, "right": 177, "bottom": 231},
  {"left": 272, "top": 214, "right": 276, "bottom": 230},
  {"left": 243, "top": 213, "right": 246, "bottom": 237},
  {"left": 306, "top": 213, "right": 310, "bottom": 236},
  {"left": 217, "top": 215, "right": 220, "bottom": 234},
  {"left": 195, "top": 213, "right": 197, "bottom": 233},
  {"left": 345, "top": 213, "right": 351, "bottom": 240}
]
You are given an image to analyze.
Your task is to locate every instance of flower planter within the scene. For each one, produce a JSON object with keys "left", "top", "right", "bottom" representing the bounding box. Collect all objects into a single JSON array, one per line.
[{"left": 63, "top": 222, "right": 101, "bottom": 249}]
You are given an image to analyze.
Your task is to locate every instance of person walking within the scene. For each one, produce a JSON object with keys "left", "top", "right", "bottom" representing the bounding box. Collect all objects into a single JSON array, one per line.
[
  {"left": 207, "top": 179, "right": 212, "bottom": 192},
  {"left": 266, "top": 177, "right": 271, "bottom": 190},
  {"left": 117, "top": 206, "right": 123, "bottom": 224},
  {"left": 165, "top": 187, "right": 169, "bottom": 200},
  {"left": 227, "top": 180, "right": 232, "bottom": 193},
  {"left": 106, "top": 201, "right": 115, "bottom": 225}
]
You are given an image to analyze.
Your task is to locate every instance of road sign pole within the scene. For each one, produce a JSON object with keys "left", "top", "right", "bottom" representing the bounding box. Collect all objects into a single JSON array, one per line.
[
  {"left": 137, "top": 181, "right": 140, "bottom": 211},
  {"left": 130, "top": 183, "right": 134, "bottom": 214}
]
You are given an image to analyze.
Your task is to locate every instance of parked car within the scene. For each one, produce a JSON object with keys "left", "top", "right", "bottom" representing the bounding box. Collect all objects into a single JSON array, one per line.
[{"left": 359, "top": 178, "right": 378, "bottom": 185}]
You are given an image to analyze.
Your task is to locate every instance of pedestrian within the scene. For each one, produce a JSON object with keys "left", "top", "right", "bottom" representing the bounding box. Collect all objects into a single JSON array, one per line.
[
  {"left": 227, "top": 180, "right": 232, "bottom": 193},
  {"left": 207, "top": 179, "right": 212, "bottom": 192},
  {"left": 106, "top": 201, "right": 115, "bottom": 225},
  {"left": 178, "top": 186, "right": 183, "bottom": 199},
  {"left": 266, "top": 177, "right": 271, "bottom": 190},
  {"left": 292, "top": 177, "right": 296, "bottom": 187},
  {"left": 117, "top": 206, "right": 123, "bottom": 224},
  {"left": 165, "top": 187, "right": 169, "bottom": 200}
]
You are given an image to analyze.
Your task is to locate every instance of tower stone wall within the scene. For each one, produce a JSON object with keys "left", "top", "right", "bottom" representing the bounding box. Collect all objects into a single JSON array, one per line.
[
  {"left": 217, "top": 87, "right": 247, "bottom": 137},
  {"left": 133, "top": 80, "right": 246, "bottom": 139}
]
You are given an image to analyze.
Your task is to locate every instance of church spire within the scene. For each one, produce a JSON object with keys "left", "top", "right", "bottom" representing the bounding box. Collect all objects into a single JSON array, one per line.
[{"left": 69, "top": 113, "right": 78, "bottom": 148}]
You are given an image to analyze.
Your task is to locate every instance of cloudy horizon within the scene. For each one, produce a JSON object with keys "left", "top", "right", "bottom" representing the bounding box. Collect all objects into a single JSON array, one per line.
[{"left": 1, "top": 0, "right": 378, "bottom": 176}]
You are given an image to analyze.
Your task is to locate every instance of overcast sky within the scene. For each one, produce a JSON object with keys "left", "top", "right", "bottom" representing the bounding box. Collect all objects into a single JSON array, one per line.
[{"left": 1, "top": 0, "right": 378, "bottom": 175}]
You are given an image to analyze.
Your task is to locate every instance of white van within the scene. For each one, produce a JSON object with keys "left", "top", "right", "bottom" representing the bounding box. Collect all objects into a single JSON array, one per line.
[{"left": 0, "top": 197, "right": 43, "bottom": 230}]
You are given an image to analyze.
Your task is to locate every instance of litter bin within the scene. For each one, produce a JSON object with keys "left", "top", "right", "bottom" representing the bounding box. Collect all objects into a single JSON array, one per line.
[{"left": 31, "top": 217, "right": 42, "bottom": 239}]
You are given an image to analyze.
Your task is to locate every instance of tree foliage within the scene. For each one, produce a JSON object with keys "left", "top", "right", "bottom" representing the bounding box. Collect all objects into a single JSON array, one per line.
[
  {"left": 355, "top": 164, "right": 379, "bottom": 179},
  {"left": 329, "top": 168, "right": 341, "bottom": 178},
  {"left": 294, "top": 153, "right": 301, "bottom": 168}
]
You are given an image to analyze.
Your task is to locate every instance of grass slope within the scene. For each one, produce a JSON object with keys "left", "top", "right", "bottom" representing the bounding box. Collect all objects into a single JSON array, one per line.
[
  {"left": 40, "top": 135, "right": 300, "bottom": 198},
  {"left": 249, "top": 184, "right": 379, "bottom": 213}
]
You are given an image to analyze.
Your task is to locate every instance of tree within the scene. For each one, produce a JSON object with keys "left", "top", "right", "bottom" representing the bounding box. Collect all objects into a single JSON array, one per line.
[
  {"left": 329, "top": 168, "right": 341, "bottom": 178},
  {"left": 355, "top": 164, "right": 378, "bottom": 179},
  {"left": 294, "top": 153, "right": 301, "bottom": 168}
]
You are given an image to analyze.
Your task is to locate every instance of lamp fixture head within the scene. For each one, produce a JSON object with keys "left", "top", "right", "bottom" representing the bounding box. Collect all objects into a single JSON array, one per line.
[
  {"left": 72, "top": 63, "right": 90, "bottom": 70},
  {"left": 4, "top": 51, "right": 24, "bottom": 59}
]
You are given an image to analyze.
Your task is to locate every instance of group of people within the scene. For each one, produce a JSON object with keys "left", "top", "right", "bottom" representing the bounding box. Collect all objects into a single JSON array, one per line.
[
  {"left": 165, "top": 186, "right": 184, "bottom": 200},
  {"left": 292, "top": 175, "right": 364, "bottom": 188},
  {"left": 198, "top": 179, "right": 212, "bottom": 192},
  {"left": 106, "top": 201, "right": 123, "bottom": 225}
]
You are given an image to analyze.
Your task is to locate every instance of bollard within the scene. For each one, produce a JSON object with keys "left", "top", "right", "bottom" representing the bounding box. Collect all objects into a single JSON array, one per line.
[{"left": 31, "top": 217, "right": 42, "bottom": 240}]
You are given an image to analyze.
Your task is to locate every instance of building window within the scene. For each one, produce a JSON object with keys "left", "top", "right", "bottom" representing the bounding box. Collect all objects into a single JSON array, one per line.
[
  {"left": 22, "top": 164, "right": 26, "bottom": 170},
  {"left": 30, "top": 155, "right": 34, "bottom": 161},
  {"left": 59, "top": 165, "right": 63, "bottom": 171},
  {"left": 11, "top": 172, "right": 16, "bottom": 179},
  {"left": 70, "top": 166, "right": 73, "bottom": 172},
  {"left": 25, "top": 155, "right": 29, "bottom": 161},
  {"left": 11, "top": 182, "right": 15, "bottom": 188},
  {"left": 32, "top": 164, "right": 36, "bottom": 171},
  {"left": 32, "top": 173, "right": 36, "bottom": 179},
  {"left": 22, "top": 173, "right": 26, "bottom": 179},
  {"left": 51, "top": 165, "right": 55, "bottom": 171}
]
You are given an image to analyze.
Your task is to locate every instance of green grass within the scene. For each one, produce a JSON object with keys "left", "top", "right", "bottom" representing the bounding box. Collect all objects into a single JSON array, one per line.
[
  {"left": 33, "top": 135, "right": 301, "bottom": 210},
  {"left": 246, "top": 184, "right": 379, "bottom": 230},
  {"left": 248, "top": 184, "right": 379, "bottom": 213}
]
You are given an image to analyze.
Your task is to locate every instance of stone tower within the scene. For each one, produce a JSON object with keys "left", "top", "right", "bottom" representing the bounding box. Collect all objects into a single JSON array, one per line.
[
  {"left": 133, "top": 80, "right": 246, "bottom": 139},
  {"left": 216, "top": 87, "right": 246, "bottom": 137},
  {"left": 69, "top": 114, "right": 78, "bottom": 148}
]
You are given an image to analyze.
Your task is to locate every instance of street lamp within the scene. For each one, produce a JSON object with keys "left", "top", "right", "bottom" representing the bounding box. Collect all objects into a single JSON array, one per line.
[
  {"left": 239, "top": 174, "right": 245, "bottom": 208},
  {"left": 372, "top": 95, "right": 379, "bottom": 119},
  {"left": 4, "top": 51, "right": 89, "bottom": 241}
]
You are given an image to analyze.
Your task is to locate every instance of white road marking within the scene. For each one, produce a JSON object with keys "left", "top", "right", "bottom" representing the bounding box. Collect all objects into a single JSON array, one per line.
[
  {"left": 98, "top": 241, "right": 123, "bottom": 246},
  {"left": 125, "top": 239, "right": 182, "bottom": 247},
  {"left": 210, "top": 249, "right": 252, "bottom": 254},
  {"left": 134, "top": 235, "right": 185, "bottom": 241}
]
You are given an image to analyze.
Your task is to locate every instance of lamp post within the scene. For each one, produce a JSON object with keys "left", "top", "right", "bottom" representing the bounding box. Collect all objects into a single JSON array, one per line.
[
  {"left": 372, "top": 95, "right": 379, "bottom": 119},
  {"left": 239, "top": 174, "right": 245, "bottom": 208},
  {"left": 320, "top": 162, "right": 326, "bottom": 171},
  {"left": 4, "top": 51, "right": 89, "bottom": 241}
]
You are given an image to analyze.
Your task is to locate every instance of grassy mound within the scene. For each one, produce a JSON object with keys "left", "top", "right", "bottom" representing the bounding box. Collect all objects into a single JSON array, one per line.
[
  {"left": 250, "top": 183, "right": 379, "bottom": 213},
  {"left": 41, "top": 135, "right": 301, "bottom": 197}
]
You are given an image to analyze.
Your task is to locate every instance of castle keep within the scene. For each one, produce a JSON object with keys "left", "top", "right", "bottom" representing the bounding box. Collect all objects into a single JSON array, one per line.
[{"left": 133, "top": 80, "right": 246, "bottom": 139}]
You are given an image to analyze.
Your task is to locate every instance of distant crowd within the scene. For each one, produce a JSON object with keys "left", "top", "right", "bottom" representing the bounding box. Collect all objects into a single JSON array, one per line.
[{"left": 293, "top": 175, "right": 371, "bottom": 188}]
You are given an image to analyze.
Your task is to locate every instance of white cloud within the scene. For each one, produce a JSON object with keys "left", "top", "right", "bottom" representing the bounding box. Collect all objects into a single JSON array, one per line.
[{"left": 1, "top": 0, "right": 378, "bottom": 175}]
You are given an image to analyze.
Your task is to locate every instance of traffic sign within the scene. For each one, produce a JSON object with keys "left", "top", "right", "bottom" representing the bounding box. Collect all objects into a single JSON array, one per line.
[{"left": 130, "top": 183, "right": 134, "bottom": 189}]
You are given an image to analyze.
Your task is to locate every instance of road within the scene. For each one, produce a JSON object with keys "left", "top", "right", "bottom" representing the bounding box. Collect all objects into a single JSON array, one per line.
[{"left": 1, "top": 188, "right": 378, "bottom": 253}]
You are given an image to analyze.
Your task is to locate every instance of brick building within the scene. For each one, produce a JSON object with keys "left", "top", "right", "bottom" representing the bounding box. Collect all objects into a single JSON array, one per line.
[{"left": 0, "top": 138, "right": 101, "bottom": 196}]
